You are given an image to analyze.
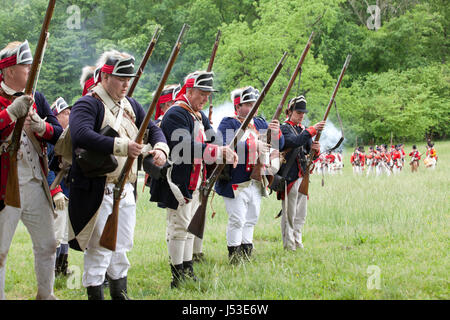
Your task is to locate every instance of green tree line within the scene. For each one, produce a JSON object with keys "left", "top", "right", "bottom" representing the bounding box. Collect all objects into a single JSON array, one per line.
[{"left": 0, "top": 0, "right": 448, "bottom": 143}]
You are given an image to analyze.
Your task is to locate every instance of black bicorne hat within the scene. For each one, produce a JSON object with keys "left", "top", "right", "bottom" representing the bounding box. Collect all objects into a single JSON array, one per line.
[
  {"left": 191, "top": 71, "right": 217, "bottom": 92},
  {"left": 16, "top": 40, "right": 33, "bottom": 65},
  {"left": 51, "top": 97, "right": 71, "bottom": 116},
  {"left": 232, "top": 86, "right": 259, "bottom": 106},
  {"left": 288, "top": 95, "right": 308, "bottom": 113},
  {"left": 102, "top": 55, "right": 136, "bottom": 77},
  {"left": 0, "top": 40, "right": 32, "bottom": 70},
  {"left": 176, "top": 71, "right": 217, "bottom": 99},
  {"left": 161, "top": 84, "right": 181, "bottom": 101}
]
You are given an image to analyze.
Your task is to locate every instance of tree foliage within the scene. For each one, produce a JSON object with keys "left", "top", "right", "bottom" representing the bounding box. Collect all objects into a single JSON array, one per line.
[
  {"left": 338, "top": 63, "right": 450, "bottom": 143},
  {"left": 0, "top": 0, "right": 447, "bottom": 142}
]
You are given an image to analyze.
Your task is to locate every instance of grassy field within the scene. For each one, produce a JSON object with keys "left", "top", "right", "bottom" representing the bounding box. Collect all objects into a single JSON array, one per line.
[{"left": 3, "top": 141, "right": 449, "bottom": 300}]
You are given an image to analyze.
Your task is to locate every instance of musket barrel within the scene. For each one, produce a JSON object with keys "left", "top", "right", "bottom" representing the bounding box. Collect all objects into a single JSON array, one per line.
[
  {"left": 32, "top": 32, "right": 50, "bottom": 99},
  {"left": 25, "top": 0, "right": 56, "bottom": 95},
  {"left": 299, "top": 54, "right": 351, "bottom": 196},
  {"left": 127, "top": 26, "right": 162, "bottom": 97},
  {"left": 137, "top": 23, "right": 189, "bottom": 144},
  {"left": 273, "top": 31, "right": 314, "bottom": 122},
  {"left": 207, "top": 29, "right": 222, "bottom": 122},
  {"left": 267, "top": 32, "right": 315, "bottom": 145},
  {"left": 316, "top": 54, "right": 351, "bottom": 142},
  {"left": 207, "top": 30, "right": 221, "bottom": 72},
  {"left": 237, "top": 52, "right": 288, "bottom": 139}
]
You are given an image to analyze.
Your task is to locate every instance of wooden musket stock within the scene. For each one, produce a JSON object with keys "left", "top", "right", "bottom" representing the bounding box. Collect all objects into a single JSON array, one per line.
[{"left": 49, "top": 161, "right": 71, "bottom": 191}]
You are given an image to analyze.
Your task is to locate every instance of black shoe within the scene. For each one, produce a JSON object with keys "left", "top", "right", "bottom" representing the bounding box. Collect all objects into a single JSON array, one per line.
[
  {"left": 102, "top": 273, "right": 110, "bottom": 288},
  {"left": 54, "top": 253, "right": 63, "bottom": 277},
  {"left": 170, "top": 263, "right": 185, "bottom": 289},
  {"left": 109, "top": 276, "right": 130, "bottom": 300},
  {"left": 228, "top": 245, "right": 242, "bottom": 265},
  {"left": 183, "top": 260, "right": 199, "bottom": 282},
  {"left": 59, "top": 254, "right": 73, "bottom": 276},
  {"left": 87, "top": 285, "right": 104, "bottom": 300},
  {"left": 241, "top": 243, "right": 253, "bottom": 261},
  {"left": 192, "top": 252, "right": 205, "bottom": 263}
]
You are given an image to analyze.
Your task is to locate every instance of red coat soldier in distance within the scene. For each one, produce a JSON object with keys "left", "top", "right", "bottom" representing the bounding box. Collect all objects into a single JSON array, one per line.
[{"left": 409, "top": 144, "right": 421, "bottom": 172}]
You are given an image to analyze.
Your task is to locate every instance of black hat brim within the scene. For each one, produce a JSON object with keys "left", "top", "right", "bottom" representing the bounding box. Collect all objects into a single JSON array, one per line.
[
  {"left": 113, "top": 73, "right": 137, "bottom": 78},
  {"left": 293, "top": 107, "right": 308, "bottom": 113},
  {"left": 195, "top": 87, "right": 218, "bottom": 92}
]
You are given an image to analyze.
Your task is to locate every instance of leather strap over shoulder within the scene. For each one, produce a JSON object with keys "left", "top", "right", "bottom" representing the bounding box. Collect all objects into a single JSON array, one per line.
[
  {"left": 176, "top": 102, "right": 202, "bottom": 122},
  {"left": 0, "top": 87, "right": 13, "bottom": 101}
]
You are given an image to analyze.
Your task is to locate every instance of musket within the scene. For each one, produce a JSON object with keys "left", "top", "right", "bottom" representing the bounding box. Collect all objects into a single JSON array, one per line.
[
  {"left": 5, "top": 0, "right": 56, "bottom": 208},
  {"left": 49, "top": 161, "right": 71, "bottom": 191},
  {"left": 188, "top": 51, "right": 289, "bottom": 239},
  {"left": 32, "top": 32, "right": 50, "bottom": 100},
  {"left": 325, "top": 101, "right": 344, "bottom": 152},
  {"left": 269, "top": 32, "right": 314, "bottom": 142},
  {"left": 207, "top": 30, "right": 222, "bottom": 123},
  {"left": 127, "top": 27, "right": 161, "bottom": 194},
  {"left": 299, "top": 54, "right": 351, "bottom": 196},
  {"left": 250, "top": 32, "right": 314, "bottom": 182},
  {"left": 25, "top": 32, "right": 51, "bottom": 175},
  {"left": 127, "top": 27, "right": 162, "bottom": 97},
  {"left": 99, "top": 24, "right": 190, "bottom": 251}
]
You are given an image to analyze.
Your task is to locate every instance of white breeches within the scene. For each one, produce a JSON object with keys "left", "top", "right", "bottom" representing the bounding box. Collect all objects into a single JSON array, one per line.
[
  {"left": 0, "top": 179, "right": 56, "bottom": 300},
  {"left": 166, "top": 190, "right": 200, "bottom": 265},
  {"left": 82, "top": 183, "right": 136, "bottom": 287},
  {"left": 376, "top": 162, "right": 391, "bottom": 176},
  {"left": 281, "top": 178, "right": 307, "bottom": 250},
  {"left": 223, "top": 181, "right": 262, "bottom": 247}
]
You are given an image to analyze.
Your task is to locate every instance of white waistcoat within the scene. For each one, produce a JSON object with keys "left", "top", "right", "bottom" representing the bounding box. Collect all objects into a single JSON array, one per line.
[{"left": 93, "top": 84, "right": 139, "bottom": 184}]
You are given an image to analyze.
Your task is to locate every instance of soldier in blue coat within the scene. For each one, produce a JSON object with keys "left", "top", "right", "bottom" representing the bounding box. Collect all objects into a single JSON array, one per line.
[
  {"left": 68, "top": 50, "right": 169, "bottom": 300},
  {"left": 277, "top": 96, "right": 324, "bottom": 250},
  {"left": 47, "top": 97, "right": 72, "bottom": 277},
  {"left": 215, "top": 86, "right": 284, "bottom": 263},
  {"left": 150, "top": 71, "right": 237, "bottom": 288}
]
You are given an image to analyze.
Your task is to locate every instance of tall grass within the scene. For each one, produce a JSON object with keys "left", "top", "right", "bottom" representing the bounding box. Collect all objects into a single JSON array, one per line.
[{"left": 4, "top": 141, "right": 449, "bottom": 299}]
